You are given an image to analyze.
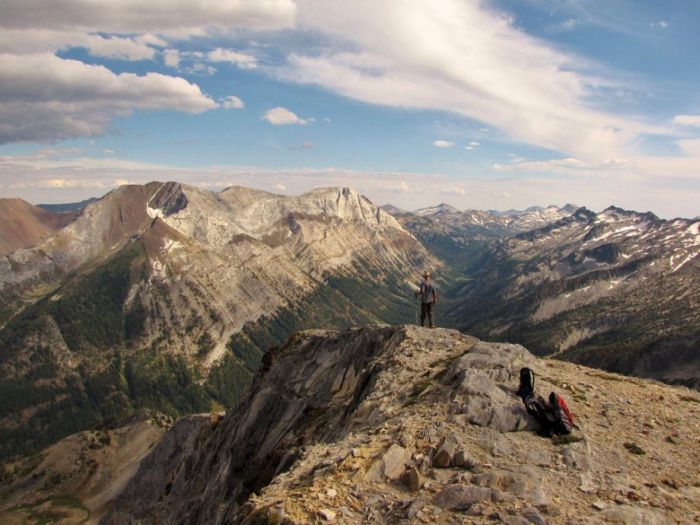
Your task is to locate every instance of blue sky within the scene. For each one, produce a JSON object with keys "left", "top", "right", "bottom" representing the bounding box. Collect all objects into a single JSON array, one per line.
[{"left": 0, "top": 0, "right": 699, "bottom": 218}]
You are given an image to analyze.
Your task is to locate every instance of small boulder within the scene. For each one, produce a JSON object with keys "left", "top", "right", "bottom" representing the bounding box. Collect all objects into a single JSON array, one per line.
[
  {"left": 433, "top": 484, "right": 494, "bottom": 510},
  {"left": 401, "top": 466, "right": 422, "bottom": 492},
  {"left": 599, "top": 504, "right": 669, "bottom": 524},
  {"left": 319, "top": 508, "right": 336, "bottom": 522},
  {"left": 382, "top": 444, "right": 412, "bottom": 481},
  {"left": 433, "top": 437, "right": 458, "bottom": 468}
]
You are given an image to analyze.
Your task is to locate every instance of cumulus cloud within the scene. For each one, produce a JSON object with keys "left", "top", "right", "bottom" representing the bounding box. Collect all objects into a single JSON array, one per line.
[
  {"left": 222, "top": 95, "right": 245, "bottom": 109},
  {"left": 0, "top": 0, "right": 297, "bottom": 143},
  {"left": 673, "top": 115, "right": 700, "bottom": 127},
  {"left": 0, "top": 53, "right": 217, "bottom": 143},
  {"left": 0, "top": 30, "right": 159, "bottom": 60},
  {"left": 262, "top": 107, "right": 309, "bottom": 125},
  {"left": 274, "top": 0, "right": 659, "bottom": 161},
  {"left": 433, "top": 140, "right": 454, "bottom": 148},
  {"left": 163, "top": 49, "right": 181, "bottom": 67},
  {"left": 208, "top": 48, "right": 258, "bottom": 69}
]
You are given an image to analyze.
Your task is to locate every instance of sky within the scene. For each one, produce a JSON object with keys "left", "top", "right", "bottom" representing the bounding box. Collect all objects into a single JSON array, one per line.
[{"left": 0, "top": 0, "right": 699, "bottom": 218}]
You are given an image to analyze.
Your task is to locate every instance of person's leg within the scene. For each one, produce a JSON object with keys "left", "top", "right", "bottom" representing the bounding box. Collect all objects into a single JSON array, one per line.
[
  {"left": 427, "top": 302, "right": 435, "bottom": 328},
  {"left": 420, "top": 302, "right": 427, "bottom": 326}
]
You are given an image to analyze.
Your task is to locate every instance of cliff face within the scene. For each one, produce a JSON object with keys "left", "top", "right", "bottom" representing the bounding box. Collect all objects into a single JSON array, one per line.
[{"left": 106, "top": 325, "right": 700, "bottom": 524}]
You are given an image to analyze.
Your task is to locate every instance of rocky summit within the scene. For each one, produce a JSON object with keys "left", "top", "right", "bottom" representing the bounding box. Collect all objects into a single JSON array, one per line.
[{"left": 105, "top": 325, "right": 700, "bottom": 524}]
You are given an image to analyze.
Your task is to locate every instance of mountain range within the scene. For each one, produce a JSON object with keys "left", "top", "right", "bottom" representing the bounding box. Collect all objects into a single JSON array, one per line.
[
  {"left": 0, "top": 183, "right": 432, "bottom": 460},
  {"left": 0, "top": 182, "right": 697, "bottom": 464}
]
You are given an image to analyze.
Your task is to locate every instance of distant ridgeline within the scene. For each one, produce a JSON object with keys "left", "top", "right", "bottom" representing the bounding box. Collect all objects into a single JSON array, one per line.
[{"left": 0, "top": 183, "right": 698, "bottom": 461}]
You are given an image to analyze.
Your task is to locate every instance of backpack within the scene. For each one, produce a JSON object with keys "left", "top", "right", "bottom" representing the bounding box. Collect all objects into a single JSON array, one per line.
[{"left": 519, "top": 368, "right": 578, "bottom": 436}]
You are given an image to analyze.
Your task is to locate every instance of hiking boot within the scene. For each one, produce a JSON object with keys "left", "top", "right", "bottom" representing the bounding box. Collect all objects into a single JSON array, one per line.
[{"left": 517, "top": 367, "right": 535, "bottom": 400}]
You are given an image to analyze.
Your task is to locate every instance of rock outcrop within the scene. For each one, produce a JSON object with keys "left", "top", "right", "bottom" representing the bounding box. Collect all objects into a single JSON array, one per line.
[{"left": 105, "top": 325, "right": 700, "bottom": 524}]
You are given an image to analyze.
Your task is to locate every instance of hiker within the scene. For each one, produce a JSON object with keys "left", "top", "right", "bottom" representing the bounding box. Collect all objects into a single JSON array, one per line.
[{"left": 415, "top": 270, "right": 437, "bottom": 328}]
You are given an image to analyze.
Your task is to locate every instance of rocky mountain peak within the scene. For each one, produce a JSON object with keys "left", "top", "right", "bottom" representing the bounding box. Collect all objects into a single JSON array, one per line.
[
  {"left": 414, "top": 203, "right": 461, "bottom": 217},
  {"left": 598, "top": 205, "right": 660, "bottom": 224},
  {"left": 105, "top": 325, "right": 700, "bottom": 524}
]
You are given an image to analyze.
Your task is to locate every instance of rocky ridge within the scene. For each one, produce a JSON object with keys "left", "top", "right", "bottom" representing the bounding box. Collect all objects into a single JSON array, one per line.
[{"left": 106, "top": 325, "right": 700, "bottom": 524}]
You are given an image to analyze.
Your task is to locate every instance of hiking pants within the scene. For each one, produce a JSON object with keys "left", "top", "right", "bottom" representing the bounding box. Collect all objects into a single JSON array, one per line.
[{"left": 421, "top": 302, "right": 435, "bottom": 328}]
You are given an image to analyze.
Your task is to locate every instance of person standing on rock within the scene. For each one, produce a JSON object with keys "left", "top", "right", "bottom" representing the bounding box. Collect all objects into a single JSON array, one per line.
[{"left": 415, "top": 271, "right": 437, "bottom": 328}]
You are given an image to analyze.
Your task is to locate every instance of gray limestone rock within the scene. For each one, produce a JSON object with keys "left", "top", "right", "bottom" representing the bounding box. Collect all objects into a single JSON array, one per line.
[
  {"left": 433, "top": 484, "right": 494, "bottom": 510},
  {"left": 445, "top": 342, "right": 540, "bottom": 432},
  {"left": 382, "top": 444, "right": 411, "bottom": 481},
  {"left": 599, "top": 504, "right": 669, "bottom": 524}
]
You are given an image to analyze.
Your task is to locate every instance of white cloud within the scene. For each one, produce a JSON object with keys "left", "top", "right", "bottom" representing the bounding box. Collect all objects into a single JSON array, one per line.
[
  {"left": 492, "top": 157, "right": 587, "bottom": 173},
  {"left": 0, "top": 0, "right": 297, "bottom": 35},
  {"left": 273, "top": 183, "right": 287, "bottom": 191},
  {"left": 468, "top": 141, "right": 480, "bottom": 147},
  {"left": 163, "top": 49, "right": 181, "bottom": 67},
  {"left": 262, "top": 107, "right": 308, "bottom": 125},
  {"left": 440, "top": 186, "right": 466, "bottom": 195},
  {"left": 137, "top": 34, "right": 167, "bottom": 47},
  {"left": 208, "top": 48, "right": 258, "bottom": 69},
  {"left": 0, "top": 30, "right": 158, "bottom": 60},
  {"left": 673, "top": 114, "right": 700, "bottom": 127},
  {"left": 1, "top": 152, "right": 698, "bottom": 219},
  {"left": 0, "top": 53, "right": 217, "bottom": 143},
  {"left": 558, "top": 18, "right": 580, "bottom": 31},
  {"left": 651, "top": 20, "right": 669, "bottom": 29},
  {"left": 222, "top": 95, "right": 245, "bottom": 109},
  {"left": 275, "top": 0, "right": 660, "bottom": 162},
  {"left": 0, "top": 0, "right": 296, "bottom": 143},
  {"left": 433, "top": 140, "right": 454, "bottom": 148}
]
